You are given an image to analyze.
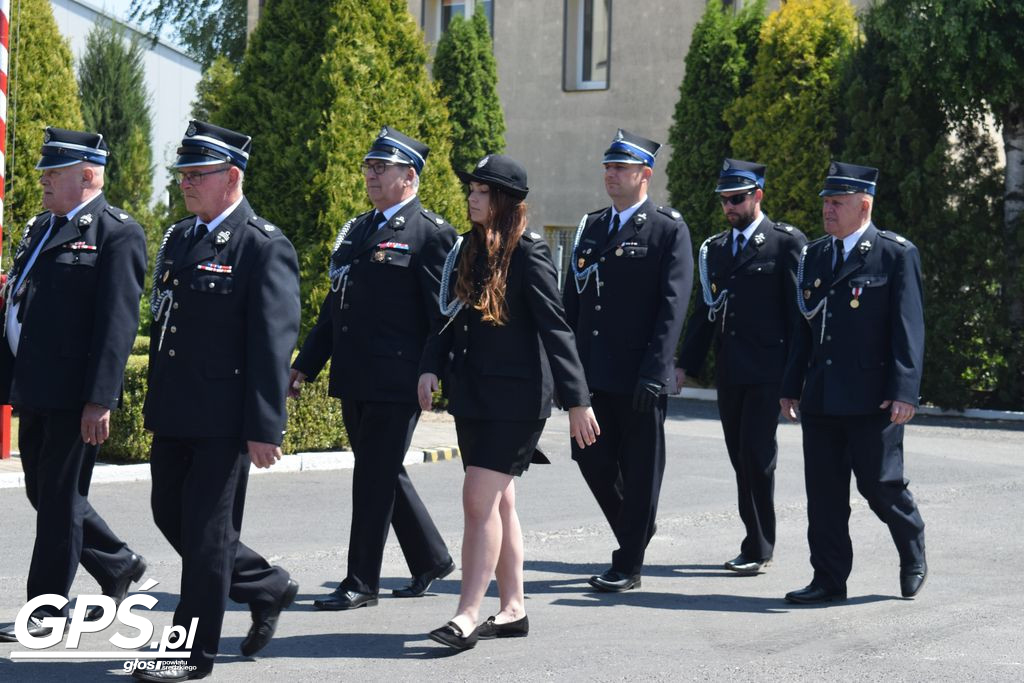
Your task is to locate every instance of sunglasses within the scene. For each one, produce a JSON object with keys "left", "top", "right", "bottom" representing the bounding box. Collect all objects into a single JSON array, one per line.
[{"left": 719, "top": 190, "right": 755, "bottom": 206}]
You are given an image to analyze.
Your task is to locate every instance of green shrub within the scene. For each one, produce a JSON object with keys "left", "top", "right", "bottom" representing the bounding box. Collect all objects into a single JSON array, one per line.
[{"left": 131, "top": 336, "right": 150, "bottom": 356}]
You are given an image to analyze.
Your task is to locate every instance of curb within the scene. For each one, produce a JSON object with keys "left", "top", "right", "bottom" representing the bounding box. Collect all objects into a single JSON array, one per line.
[{"left": 0, "top": 445, "right": 462, "bottom": 490}]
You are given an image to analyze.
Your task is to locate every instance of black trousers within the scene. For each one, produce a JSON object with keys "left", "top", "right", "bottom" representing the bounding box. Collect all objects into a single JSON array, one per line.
[
  {"left": 340, "top": 400, "right": 450, "bottom": 595},
  {"left": 800, "top": 412, "right": 926, "bottom": 592},
  {"left": 572, "top": 390, "right": 666, "bottom": 576},
  {"left": 19, "top": 408, "right": 135, "bottom": 617},
  {"left": 149, "top": 436, "right": 291, "bottom": 673},
  {"left": 716, "top": 383, "right": 780, "bottom": 561}
]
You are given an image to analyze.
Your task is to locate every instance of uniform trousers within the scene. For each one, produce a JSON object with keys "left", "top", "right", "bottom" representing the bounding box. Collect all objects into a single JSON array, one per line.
[
  {"left": 149, "top": 436, "right": 290, "bottom": 673},
  {"left": 800, "top": 412, "right": 926, "bottom": 592},
  {"left": 19, "top": 408, "right": 134, "bottom": 617},
  {"left": 716, "top": 383, "right": 780, "bottom": 561},
  {"left": 340, "top": 400, "right": 449, "bottom": 595},
  {"left": 572, "top": 390, "right": 666, "bottom": 576}
]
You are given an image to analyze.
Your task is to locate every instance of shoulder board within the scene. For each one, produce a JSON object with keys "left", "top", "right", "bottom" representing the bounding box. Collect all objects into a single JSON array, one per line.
[
  {"left": 248, "top": 214, "right": 281, "bottom": 237},
  {"left": 420, "top": 209, "right": 447, "bottom": 226},
  {"left": 773, "top": 222, "right": 798, "bottom": 234},
  {"left": 657, "top": 206, "right": 684, "bottom": 221},
  {"left": 170, "top": 216, "right": 193, "bottom": 231},
  {"left": 806, "top": 234, "right": 832, "bottom": 250},
  {"left": 588, "top": 207, "right": 609, "bottom": 218},
  {"left": 522, "top": 230, "right": 544, "bottom": 243},
  {"left": 26, "top": 211, "right": 47, "bottom": 228},
  {"left": 878, "top": 230, "right": 910, "bottom": 246},
  {"left": 710, "top": 229, "right": 729, "bottom": 240},
  {"left": 104, "top": 206, "right": 132, "bottom": 223}
]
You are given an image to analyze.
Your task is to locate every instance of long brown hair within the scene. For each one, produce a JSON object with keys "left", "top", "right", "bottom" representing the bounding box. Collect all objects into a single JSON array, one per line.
[{"left": 454, "top": 187, "right": 528, "bottom": 325}]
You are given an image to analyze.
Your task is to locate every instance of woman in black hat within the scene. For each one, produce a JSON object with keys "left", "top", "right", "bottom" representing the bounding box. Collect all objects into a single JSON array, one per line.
[{"left": 418, "top": 154, "right": 599, "bottom": 650}]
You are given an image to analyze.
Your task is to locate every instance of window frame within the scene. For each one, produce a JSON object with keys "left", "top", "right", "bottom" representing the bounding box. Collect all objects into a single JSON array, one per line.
[{"left": 563, "top": 0, "right": 612, "bottom": 92}]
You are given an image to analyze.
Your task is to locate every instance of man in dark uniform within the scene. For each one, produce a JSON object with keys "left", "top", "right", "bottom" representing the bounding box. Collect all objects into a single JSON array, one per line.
[
  {"left": 139, "top": 121, "right": 301, "bottom": 680},
  {"left": 676, "top": 159, "right": 806, "bottom": 575},
  {"left": 564, "top": 129, "right": 693, "bottom": 592},
  {"left": 0, "top": 128, "right": 148, "bottom": 641},
  {"left": 290, "top": 127, "right": 455, "bottom": 610},
  {"left": 780, "top": 161, "right": 927, "bottom": 604}
]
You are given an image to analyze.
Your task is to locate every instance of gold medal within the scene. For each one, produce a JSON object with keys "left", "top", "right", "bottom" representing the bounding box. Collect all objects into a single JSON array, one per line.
[
  {"left": 373, "top": 250, "right": 386, "bottom": 263},
  {"left": 711, "top": 283, "right": 717, "bottom": 294},
  {"left": 803, "top": 290, "right": 812, "bottom": 300},
  {"left": 615, "top": 247, "right": 624, "bottom": 257},
  {"left": 577, "top": 257, "right": 586, "bottom": 269},
  {"left": 850, "top": 299, "right": 860, "bottom": 309},
  {"left": 814, "top": 278, "right": 821, "bottom": 288}
]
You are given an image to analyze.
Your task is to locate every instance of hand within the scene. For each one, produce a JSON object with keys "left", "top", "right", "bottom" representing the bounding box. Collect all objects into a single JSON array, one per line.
[
  {"left": 673, "top": 368, "right": 686, "bottom": 394},
  {"left": 880, "top": 399, "right": 916, "bottom": 425},
  {"left": 248, "top": 441, "right": 282, "bottom": 469},
  {"left": 632, "top": 378, "right": 662, "bottom": 413},
  {"left": 81, "top": 403, "right": 111, "bottom": 446},
  {"left": 568, "top": 406, "right": 600, "bottom": 449},
  {"left": 418, "top": 373, "right": 439, "bottom": 412},
  {"left": 287, "top": 368, "right": 307, "bottom": 398},
  {"left": 780, "top": 398, "right": 800, "bottom": 423}
]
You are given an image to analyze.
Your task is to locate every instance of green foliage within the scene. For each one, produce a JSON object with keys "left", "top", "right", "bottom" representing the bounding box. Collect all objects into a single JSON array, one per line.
[
  {"left": 129, "top": 0, "right": 247, "bottom": 68},
  {"left": 78, "top": 22, "right": 155, "bottom": 212},
  {"left": 4, "top": 0, "right": 83, "bottom": 266},
  {"left": 726, "top": 0, "right": 857, "bottom": 235},
  {"left": 432, "top": 11, "right": 506, "bottom": 174},
  {"left": 104, "top": 356, "right": 348, "bottom": 462},
  {"left": 666, "top": 0, "right": 764, "bottom": 242},
  {"left": 219, "top": 0, "right": 468, "bottom": 339}
]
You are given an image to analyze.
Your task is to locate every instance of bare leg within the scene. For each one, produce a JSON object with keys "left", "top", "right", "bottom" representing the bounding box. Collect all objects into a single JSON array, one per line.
[{"left": 493, "top": 480, "right": 525, "bottom": 623}]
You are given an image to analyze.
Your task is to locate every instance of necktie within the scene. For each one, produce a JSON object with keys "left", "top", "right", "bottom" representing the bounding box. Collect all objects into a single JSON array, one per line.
[
  {"left": 43, "top": 215, "right": 69, "bottom": 247},
  {"left": 189, "top": 223, "right": 208, "bottom": 251},
  {"left": 734, "top": 233, "right": 746, "bottom": 258},
  {"left": 609, "top": 213, "right": 621, "bottom": 237},
  {"left": 375, "top": 212, "right": 388, "bottom": 231},
  {"left": 833, "top": 239, "right": 845, "bottom": 278}
]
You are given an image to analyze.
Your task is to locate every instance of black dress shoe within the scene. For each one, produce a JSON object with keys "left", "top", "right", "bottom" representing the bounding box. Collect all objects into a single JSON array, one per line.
[
  {"left": 588, "top": 569, "right": 642, "bottom": 592},
  {"left": 85, "top": 553, "right": 148, "bottom": 622},
  {"left": 477, "top": 614, "right": 529, "bottom": 639},
  {"left": 132, "top": 665, "right": 210, "bottom": 681},
  {"left": 313, "top": 588, "right": 378, "bottom": 611},
  {"left": 784, "top": 584, "right": 847, "bottom": 604},
  {"left": 0, "top": 615, "right": 54, "bottom": 642},
  {"left": 393, "top": 557, "right": 456, "bottom": 598},
  {"left": 724, "top": 554, "right": 770, "bottom": 574},
  {"left": 428, "top": 621, "right": 478, "bottom": 651},
  {"left": 240, "top": 578, "right": 299, "bottom": 656},
  {"left": 900, "top": 564, "right": 927, "bottom": 598}
]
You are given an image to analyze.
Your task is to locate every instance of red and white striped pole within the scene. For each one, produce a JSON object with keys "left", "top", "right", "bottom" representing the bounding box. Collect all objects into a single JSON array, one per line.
[{"left": 0, "top": 0, "right": 11, "bottom": 459}]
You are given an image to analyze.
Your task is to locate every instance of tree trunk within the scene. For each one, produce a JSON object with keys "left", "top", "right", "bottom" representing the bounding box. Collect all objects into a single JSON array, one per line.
[{"left": 1002, "top": 100, "right": 1024, "bottom": 409}]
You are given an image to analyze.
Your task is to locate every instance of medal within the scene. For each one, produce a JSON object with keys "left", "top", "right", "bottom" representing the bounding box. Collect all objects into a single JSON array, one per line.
[
  {"left": 804, "top": 289, "right": 812, "bottom": 300},
  {"left": 711, "top": 283, "right": 717, "bottom": 294},
  {"left": 850, "top": 299, "right": 860, "bottom": 309},
  {"left": 615, "top": 247, "right": 624, "bottom": 257},
  {"left": 162, "top": 271, "right": 169, "bottom": 283},
  {"left": 814, "top": 278, "right": 821, "bottom": 288},
  {"left": 373, "top": 250, "right": 386, "bottom": 263},
  {"left": 850, "top": 285, "right": 863, "bottom": 309},
  {"left": 577, "top": 257, "right": 586, "bottom": 269}
]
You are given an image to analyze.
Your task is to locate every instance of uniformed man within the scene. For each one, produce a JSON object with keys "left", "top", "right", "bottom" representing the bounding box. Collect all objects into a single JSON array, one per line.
[
  {"left": 780, "top": 161, "right": 927, "bottom": 604},
  {"left": 564, "top": 129, "right": 693, "bottom": 592},
  {"left": 290, "top": 127, "right": 456, "bottom": 610},
  {"left": 138, "top": 121, "right": 301, "bottom": 681},
  {"left": 676, "top": 159, "right": 806, "bottom": 575},
  {"left": 0, "top": 128, "right": 148, "bottom": 641}
]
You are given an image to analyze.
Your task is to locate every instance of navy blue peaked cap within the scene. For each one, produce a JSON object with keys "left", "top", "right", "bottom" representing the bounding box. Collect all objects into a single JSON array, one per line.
[
  {"left": 715, "top": 158, "right": 765, "bottom": 193},
  {"left": 364, "top": 126, "right": 428, "bottom": 174},
  {"left": 175, "top": 120, "right": 251, "bottom": 170},
  {"left": 36, "top": 127, "right": 109, "bottom": 169},
  {"left": 603, "top": 129, "right": 661, "bottom": 167},
  {"left": 820, "top": 160, "right": 878, "bottom": 196}
]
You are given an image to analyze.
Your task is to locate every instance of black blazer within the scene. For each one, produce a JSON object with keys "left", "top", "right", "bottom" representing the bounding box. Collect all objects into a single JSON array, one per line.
[
  {"left": 143, "top": 197, "right": 301, "bottom": 444},
  {"left": 678, "top": 216, "right": 807, "bottom": 387},
  {"left": 0, "top": 193, "right": 146, "bottom": 411},
  {"left": 563, "top": 199, "right": 694, "bottom": 394},
  {"left": 420, "top": 231, "right": 590, "bottom": 420},
  {"left": 293, "top": 197, "right": 456, "bottom": 404},
  {"left": 781, "top": 223, "right": 925, "bottom": 415}
]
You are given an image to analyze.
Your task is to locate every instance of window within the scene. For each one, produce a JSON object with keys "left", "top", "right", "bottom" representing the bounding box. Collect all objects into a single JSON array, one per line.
[
  {"left": 422, "top": 0, "right": 495, "bottom": 44},
  {"left": 564, "top": 0, "right": 611, "bottom": 91}
]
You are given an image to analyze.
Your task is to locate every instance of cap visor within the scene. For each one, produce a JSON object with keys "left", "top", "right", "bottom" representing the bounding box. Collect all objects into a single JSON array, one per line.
[
  {"left": 714, "top": 180, "right": 757, "bottom": 193},
  {"left": 35, "top": 157, "right": 82, "bottom": 170}
]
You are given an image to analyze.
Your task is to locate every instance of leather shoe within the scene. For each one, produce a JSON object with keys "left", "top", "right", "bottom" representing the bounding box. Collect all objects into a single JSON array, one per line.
[
  {"left": 132, "top": 665, "right": 210, "bottom": 681},
  {"left": 393, "top": 557, "right": 456, "bottom": 598},
  {"left": 900, "top": 564, "right": 927, "bottom": 598},
  {"left": 86, "top": 553, "right": 147, "bottom": 622},
  {"left": 240, "top": 578, "right": 298, "bottom": 656},
  {"left": 0, "top": 615, "right": 55, "bottom": 642},
  {"left": 313, "top": 588, "right": 378, "bottom": 611},
  {"left": 724, "top": 554, "right": 770, "bottom": 575},
  {"left": 588, "top": 569, "right": 642, "bottom": 592},
  {"left": 428, "top": 620, "right": 478, "bottom": 651},
  {"left": 784, "top": 584, "right": 847, "bottom": 604},
  {"left": 477, "top": 614, "right": 529, "bottom": 639}
]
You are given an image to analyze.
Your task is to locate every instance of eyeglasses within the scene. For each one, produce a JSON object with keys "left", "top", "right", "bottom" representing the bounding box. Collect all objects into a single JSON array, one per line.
[
  {"left": 360, "top": 161, "right": 408, "bottom": 176},
  {"left": 177, "top": 168, "right": 229, "bottom": 185},
  {"left": 719, "top": 191, "right": 755, "bottom": 206}
]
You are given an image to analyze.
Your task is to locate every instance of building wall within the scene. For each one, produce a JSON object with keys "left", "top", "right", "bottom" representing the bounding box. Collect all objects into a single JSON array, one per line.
[{"left": 50, "top": 0, "right": 203, "bottom": 207}]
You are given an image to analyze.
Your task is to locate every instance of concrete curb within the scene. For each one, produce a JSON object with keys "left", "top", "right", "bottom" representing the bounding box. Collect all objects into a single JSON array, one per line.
[
  {"left": 0, "top": 446, "right": 462, "bottom": 490},
  {"left": 671, "top": 387, "right": 1024, "bottom": 422}
]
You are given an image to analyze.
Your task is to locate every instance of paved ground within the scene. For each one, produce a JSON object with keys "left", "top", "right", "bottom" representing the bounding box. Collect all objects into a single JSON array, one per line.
[{"left": 0, "top": 399, "right": 1021, "bottom": 681}]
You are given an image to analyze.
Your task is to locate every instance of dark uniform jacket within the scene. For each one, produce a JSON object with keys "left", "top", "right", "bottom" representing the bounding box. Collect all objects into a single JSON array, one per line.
[
  {"left": 293, "top": 197, "right": 456, "bottom": 404},
  {"left": 678, "top": 216, "right": 806, "bottom": 387},
  {"left": 781, "top": 223, "right": 925, "bottom": 415},
  {"left": 419, "top": 231, "right": 590, "bottom": 420},
  {"left": 0, "top": 193, "right": 146, "bottom": 411},
  {"left": 563, "top": 198, "right": 694, "bottom": 393},
  {"left": 143, "top": 197, "right": 301, "bottom": 445}
]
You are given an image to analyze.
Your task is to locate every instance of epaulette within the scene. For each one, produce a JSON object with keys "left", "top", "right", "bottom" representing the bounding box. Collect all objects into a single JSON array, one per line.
[
  {"left": 170, "top": 216, "right": 193, "bottom": 231},
  {"left": 104, "top": 206, "right": 132, "bottom": 223},
  {"left": 588, "top": 207, "right": 609, "bottom": 218},
  {"left": 420, "top": 208, "right": 447, "bottom": 226},
  {"left": 773, "top": 222, "right": 798, "bottom": 234},
  {"left": 522, "top": 230, "right": 544, "bottom": 243},
  {"left": 709, "top": 229, "right": 729, "bottom": 240},
  {"left": 878, "top": 230, "right": 910, "bottom": 246},
  {"left": 26, "top": 211, "right": 46, "bottom": 229},
  {"left": 657, "top": 206, "right": 684, "bottom": 221},
  {"left": 248, "top": 214, "right": 282, "bottom": 238}
]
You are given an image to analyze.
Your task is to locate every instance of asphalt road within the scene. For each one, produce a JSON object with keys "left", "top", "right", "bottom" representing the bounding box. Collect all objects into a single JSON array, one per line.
[{"left": 0, "top": 399, "right": 1021, "bottom": 681}]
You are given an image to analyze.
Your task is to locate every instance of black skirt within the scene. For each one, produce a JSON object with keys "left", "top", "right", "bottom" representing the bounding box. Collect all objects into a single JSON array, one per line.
[{"left": 455, "top": 417, "right": 548, "bottom": 477}]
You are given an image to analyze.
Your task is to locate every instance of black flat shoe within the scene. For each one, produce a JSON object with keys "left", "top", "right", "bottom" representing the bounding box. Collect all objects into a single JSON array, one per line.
[
  {"left": 588, "top": 569, "right": 642, "bottom": 592},
  {"left": 724, "top": 554, "right": 770, "bottom": 575},
  {"left": 428, "top": 621, "right": 478, "bottom": 651},
  {"left": 784, "top": 584, "right": 847, "bottom": 604},
  {"left": 132, "top": 665, "right": 210, "bottom": 681},
  {"left": 241, "top": 577, "right": 299, "bottom": 656},
  {"left": 477, "top": 614, "right": 529, "bottom": 639},
  {"left": 313, "top": 588, "right": 378, "bottom": 611},
  {"left": 900, "top": 563, "right": 927, "bottom": 598},
  {"left": 393, "top": 557, "right": 456, "bottom": 598},
  {"left": 0, "top": 615, "right": 54, "bottom": 642},
  {"left": 85, "top": 553, "right": 148, "bottom": 622}
]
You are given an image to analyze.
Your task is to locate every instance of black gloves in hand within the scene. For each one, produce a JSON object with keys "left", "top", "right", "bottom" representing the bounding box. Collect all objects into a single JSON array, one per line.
[{"left": 632, "top": 378, "right": 663, "bottom": 413}]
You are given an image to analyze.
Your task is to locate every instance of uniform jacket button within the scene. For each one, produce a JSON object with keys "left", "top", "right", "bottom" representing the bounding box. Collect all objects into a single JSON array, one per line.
[
  {"left": 594, "top": 304, "right": 601, "bottom": 311},
  {"left": 599, "top": 257, "right": 606, "bottom": 263},
  {"left": 341, "top": 325, "right": 348, "bottom": 332},
  {"left": 592, "top": 329, "right": 599, "bottom": 336},
  {"left": 353, "top": 258, "right": 360, "bottom": 264},
  {"left": 168, "top": 349, "right": 176, "bottom": 357},
  {"left": 826, "top": 359, "right": 832, "bottom": 365},
  {"left": 173, "top": 278, "right": 179, "bottom": 286},
  {"left": 170, "top": 326, "right": 177, "bottom": 333},
  {"left": 172, "top": 302, "right": 179, "bottom": 309},
  {"left": 234, "top": 368, "right": 241, "bottom": 374}
]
